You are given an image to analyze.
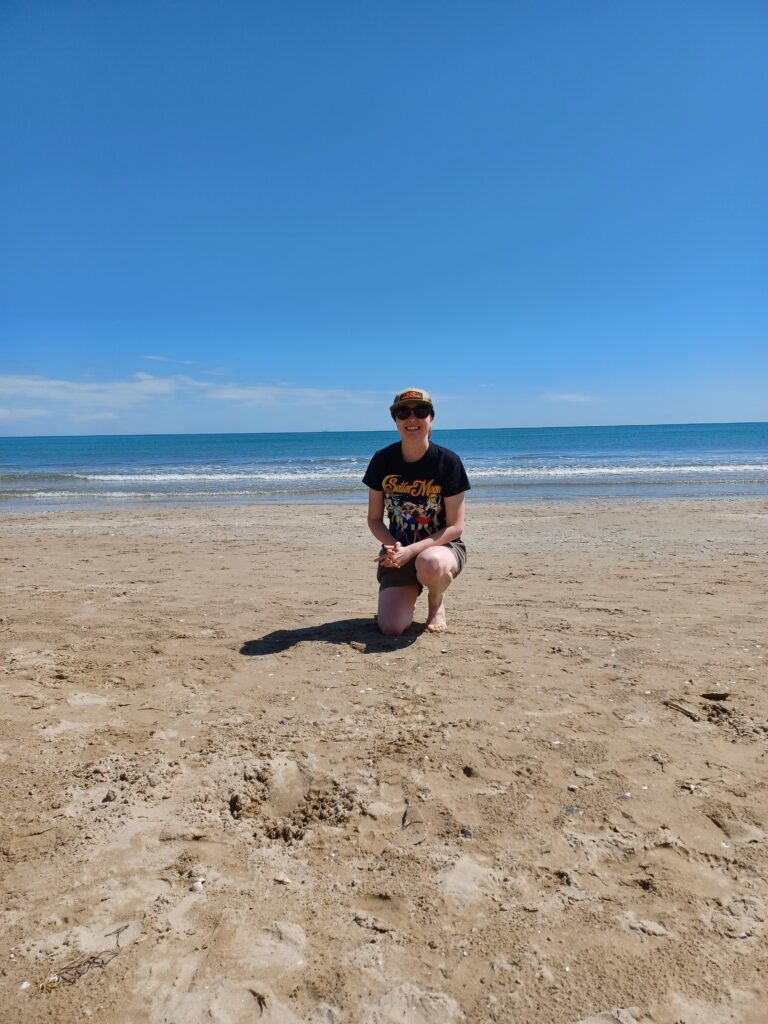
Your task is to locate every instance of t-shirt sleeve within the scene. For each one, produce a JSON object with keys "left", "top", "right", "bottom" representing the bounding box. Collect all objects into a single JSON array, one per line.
[
  {"left": 362, "top": 451, "right": 384, "bottom": 490},
  {"left": 442, "top": 451, "right": 471, "bottom": 497}
]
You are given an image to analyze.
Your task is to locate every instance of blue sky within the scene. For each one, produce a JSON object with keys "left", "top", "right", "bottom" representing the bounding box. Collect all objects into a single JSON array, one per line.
[{"left": 1, "top": 0, "right": 766, "bottom": 434}]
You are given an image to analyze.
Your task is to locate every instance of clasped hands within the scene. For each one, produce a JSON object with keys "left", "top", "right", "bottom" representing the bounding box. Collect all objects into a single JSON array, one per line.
[{"left": 375, "top": 540, "right": 415, "bottom": 570}]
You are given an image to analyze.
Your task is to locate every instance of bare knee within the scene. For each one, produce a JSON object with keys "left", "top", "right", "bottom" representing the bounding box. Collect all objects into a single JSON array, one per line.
[
  {"left": 377, "top": 609, "right": 413, "bottom": 636},
  {"left": 377, "top": 587, "right": 417, "bottom": 636},
  {"left": 379, "top": 619, "right": 407, "bottom": 637},
  {"left": 415, "top": 550, "right": 454, "bottom": 587}
]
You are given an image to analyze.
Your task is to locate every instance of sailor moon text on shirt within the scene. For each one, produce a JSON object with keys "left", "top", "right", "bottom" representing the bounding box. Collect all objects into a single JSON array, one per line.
[{"left": 382, "top": 475, "right": 442, "bottom": 498}]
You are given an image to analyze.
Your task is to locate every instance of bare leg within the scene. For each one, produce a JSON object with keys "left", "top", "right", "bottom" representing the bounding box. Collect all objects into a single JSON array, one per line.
[
  {"left": 377, "top": 584, "right": 419, "bottom": 636},
  {"left": 415, "top": 548, "right": 458, "bottom": 633}
]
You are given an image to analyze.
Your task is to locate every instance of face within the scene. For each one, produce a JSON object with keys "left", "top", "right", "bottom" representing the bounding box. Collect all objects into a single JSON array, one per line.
[{"left": 393, "top": 403, "right": 434, "bottom": 441}]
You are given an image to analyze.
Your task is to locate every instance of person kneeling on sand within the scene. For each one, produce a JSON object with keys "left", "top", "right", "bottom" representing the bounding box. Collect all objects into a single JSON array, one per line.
[{"left": 363, "top": 388, "right": 470, "bottom": 636}]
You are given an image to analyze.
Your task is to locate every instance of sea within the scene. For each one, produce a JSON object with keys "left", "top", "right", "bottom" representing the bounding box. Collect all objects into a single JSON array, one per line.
[{"left": 1, "top": 422, "right": 767, "bottom": 511}]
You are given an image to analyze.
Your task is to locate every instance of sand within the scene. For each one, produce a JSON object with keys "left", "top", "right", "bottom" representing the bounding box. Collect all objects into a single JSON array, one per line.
[{"left": 1, "top": 500, "right": 766, "bottom": 1024}]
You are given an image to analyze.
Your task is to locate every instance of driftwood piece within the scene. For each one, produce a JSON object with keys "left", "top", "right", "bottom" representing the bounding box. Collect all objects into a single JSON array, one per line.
[{"left": 662, "top": 699, "right": 700, "bottom": 722}]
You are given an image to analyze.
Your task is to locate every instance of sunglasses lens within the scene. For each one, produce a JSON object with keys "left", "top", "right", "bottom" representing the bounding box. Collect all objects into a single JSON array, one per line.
[{"left": 396, "top": 405, "right": 431, "bottom": 420}]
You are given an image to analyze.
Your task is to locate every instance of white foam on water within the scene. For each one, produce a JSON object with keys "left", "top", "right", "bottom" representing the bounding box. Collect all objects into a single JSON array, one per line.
[{"left": 466, "top": 463, "right": 768, "bottom": 478}]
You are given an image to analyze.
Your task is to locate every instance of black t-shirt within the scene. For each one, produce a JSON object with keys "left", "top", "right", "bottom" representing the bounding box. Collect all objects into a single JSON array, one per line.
[{"left": 363, "top": 442, "right": 470, "bottom": 546}]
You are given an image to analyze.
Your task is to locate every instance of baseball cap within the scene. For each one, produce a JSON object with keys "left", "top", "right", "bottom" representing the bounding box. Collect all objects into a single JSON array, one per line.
[{"left": 389, "top": 388, "right": 434, "bottom": 413}]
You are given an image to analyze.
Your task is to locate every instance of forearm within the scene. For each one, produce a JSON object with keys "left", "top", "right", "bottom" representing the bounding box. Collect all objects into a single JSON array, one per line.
[
  {"left": 407, "top": 523, "right": 463, "bottom": 555},
  {"left": 367, "top": 517, "right": 397, "bottom": 548}
]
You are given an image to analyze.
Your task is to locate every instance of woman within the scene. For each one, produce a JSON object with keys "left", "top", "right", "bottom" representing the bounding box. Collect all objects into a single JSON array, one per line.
[{"left": 363, "top": 388, "right": 470, "bottom": 635}]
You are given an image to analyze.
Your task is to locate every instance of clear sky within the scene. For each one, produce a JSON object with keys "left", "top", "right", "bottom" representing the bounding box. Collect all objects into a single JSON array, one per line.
[{"left": 1, "top": 0, "right": 766, "bottom": 435}]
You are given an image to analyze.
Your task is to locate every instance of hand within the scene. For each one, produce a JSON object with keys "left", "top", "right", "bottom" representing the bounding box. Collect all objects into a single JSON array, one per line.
[
  {"left": 375, "top": 541, "right": 402, "bottom": 568},
  {"left": 375, "top": 541, "right": 415, "bottom": 569}
]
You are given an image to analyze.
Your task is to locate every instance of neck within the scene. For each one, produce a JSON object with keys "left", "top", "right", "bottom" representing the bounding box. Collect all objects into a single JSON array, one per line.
[{"left": 400, "top": 435, "right": 430, "bottom": 462}]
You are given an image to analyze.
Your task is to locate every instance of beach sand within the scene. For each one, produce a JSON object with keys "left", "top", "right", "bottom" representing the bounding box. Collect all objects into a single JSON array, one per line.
[{"left": 1, "top": 500, "right": 766, "bottom": 1023}]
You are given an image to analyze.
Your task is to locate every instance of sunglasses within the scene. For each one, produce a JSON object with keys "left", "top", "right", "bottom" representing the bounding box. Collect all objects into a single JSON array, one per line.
[{"left": 394, "top": 405, "right": 433, "bottom": 420}]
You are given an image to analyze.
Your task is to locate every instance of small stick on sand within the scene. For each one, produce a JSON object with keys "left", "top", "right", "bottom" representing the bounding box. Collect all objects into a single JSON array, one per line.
[{"left": 662, "top": 699, "right": 700, "bottom": 722}]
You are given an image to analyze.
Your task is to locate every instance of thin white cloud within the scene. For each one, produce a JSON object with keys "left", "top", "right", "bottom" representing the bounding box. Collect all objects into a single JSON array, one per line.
[
  {"left": 143, "top": 355, "right": 195, "bottom": 365},
  {"left": 207, "top": 383, "right": 378, "bottom": 405},
  {"left": 543, "top": 392, "right": 597, "bottom": 404},
  {"left": 0, "top": 373, "right": 179, "bottom": 407},
  {"left": 174, "top": 375, "right": 212, "bottom": 390},
  {"left": 0, "top": 406, "right": 49, "bottom": 419},
  {"left": 69, "top": 411, "right": 120, "bottom": 422},
  {"left": 0, "top": 373, "right": 383, "bottom": 417}
]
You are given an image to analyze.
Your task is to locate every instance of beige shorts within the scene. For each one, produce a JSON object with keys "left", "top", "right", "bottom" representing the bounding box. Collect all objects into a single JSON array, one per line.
[{"left": 377, "top": 540, "right": 467, "bottom": 593}]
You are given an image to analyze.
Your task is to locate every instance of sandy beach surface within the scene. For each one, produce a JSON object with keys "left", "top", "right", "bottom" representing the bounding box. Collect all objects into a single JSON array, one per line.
[{"left": 1, "top": 500, "right": 766, "bottom": 1024}]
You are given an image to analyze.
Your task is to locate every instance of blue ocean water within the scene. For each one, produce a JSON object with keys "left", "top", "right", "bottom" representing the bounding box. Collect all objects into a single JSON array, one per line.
[{"left": 1, "top": 423, "right": 767, "bottom": 510}]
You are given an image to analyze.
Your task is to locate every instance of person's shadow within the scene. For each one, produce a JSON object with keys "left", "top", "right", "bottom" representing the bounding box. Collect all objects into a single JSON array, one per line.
[{"left": 240, "top": 617, "right": 422, "bottom": 656}]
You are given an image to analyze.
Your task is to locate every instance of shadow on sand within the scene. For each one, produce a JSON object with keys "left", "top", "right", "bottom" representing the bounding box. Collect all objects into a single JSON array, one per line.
[{"left": 240, "top": 617, "right": 423, "bottom": 656}]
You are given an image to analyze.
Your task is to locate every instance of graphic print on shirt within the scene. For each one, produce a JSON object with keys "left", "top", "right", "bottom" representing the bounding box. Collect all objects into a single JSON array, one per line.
[
  {"left": 387, "top": 489, "right": 442, "bottom": 540},
  {"left": 382, "top": 474, "right": 442, "bottom": 500}
]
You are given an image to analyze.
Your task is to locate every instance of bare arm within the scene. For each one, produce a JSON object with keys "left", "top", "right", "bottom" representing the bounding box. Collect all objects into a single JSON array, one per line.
[{"left": 367, "top": 489, "right": 397, "bottom": 548}]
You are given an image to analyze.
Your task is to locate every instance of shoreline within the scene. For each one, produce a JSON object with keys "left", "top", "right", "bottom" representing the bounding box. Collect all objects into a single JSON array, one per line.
[
  {"left": 2, "top": 488, "right": 768, "bottom": 517},
  {"left": 2, "top": 500, "right": 766, "bottom": 1023}
]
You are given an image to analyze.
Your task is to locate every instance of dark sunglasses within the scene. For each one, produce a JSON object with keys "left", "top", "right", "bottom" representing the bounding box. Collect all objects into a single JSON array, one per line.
[{"left": 394, "top": 405, "right": 432, "bottom": 420}]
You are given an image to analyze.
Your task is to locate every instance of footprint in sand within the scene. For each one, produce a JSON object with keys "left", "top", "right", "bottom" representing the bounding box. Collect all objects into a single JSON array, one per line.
[
  {"left": 165, "top": 982, "right": 304, "bottom": 1024},
  {"left": 710, "top": 895, "right": 766, "bottom": 939},
  {"left": 574, "top": 1010, "right": 648, "bottom": 1024},
  {"left": 265, "top": 753, "right": 312, "bottom": 817},
  {"left": 360, "top": 983, "right": 462, "bottom": 1024},
  {"left": 620, "top": 910, "right": 672, "bottom": 937},
  {"left": 439, "top": 855, "right": 499, "bottom": 902}
]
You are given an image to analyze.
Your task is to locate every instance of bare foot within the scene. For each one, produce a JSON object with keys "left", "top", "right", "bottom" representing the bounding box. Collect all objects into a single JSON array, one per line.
[{"left": 426, "top": 596, "right": 447, "bottom": 633}]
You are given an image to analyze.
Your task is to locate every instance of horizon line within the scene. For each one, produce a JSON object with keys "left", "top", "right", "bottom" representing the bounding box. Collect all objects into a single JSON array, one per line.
[{"left": 2, "top": 419, "right": 767, "bottom": 442}]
